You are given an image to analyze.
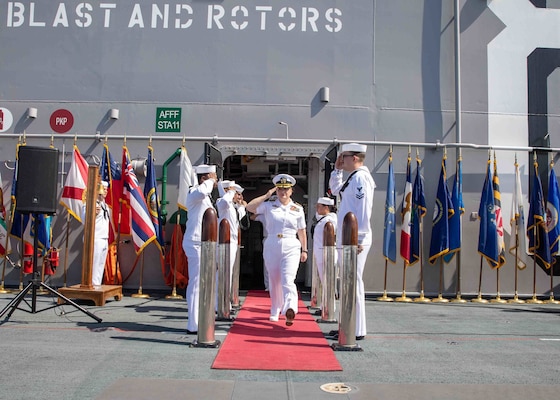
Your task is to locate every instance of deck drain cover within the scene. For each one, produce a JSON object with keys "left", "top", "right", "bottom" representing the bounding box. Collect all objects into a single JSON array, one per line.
[{"left": 320, "top": 382, "right": 352, "bottom": 394}]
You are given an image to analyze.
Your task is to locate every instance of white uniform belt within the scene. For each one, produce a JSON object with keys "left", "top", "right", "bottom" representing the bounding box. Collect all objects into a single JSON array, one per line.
[{"left": 275, "top": 233, "right": 296, "bottom": 238}]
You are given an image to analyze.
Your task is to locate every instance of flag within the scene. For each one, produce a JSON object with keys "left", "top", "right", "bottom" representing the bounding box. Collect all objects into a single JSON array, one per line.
[
  {"left": 177, "top": 146, "right": 196, "bottom": 211},
  {"left": 0, "top": 171, "right": 7, "bottom": 256},
  {"left": 492, "top": 154, "right": 506, "bottom": 268},
  {"left": 383, "top": 154, "right": 397, "bottom": 263},
  {"left": 60, "top": 145, "right": 89, "bottom": 223},
  {"left": 10, "top": 142, "right": 31, "bottom": 246},
  {"left": 144, "top": 145, "right": 164, "bottom": 251},
  {"left": 478, "top": 158, "right": 500, "bottom": 268},
  {"left": 527, "top": 160, "right": 551, "bottom": 269},
  {"left": 429, "top": 156, "right": 454, "bottom": 264},
  {"left": 122, "top": 146, "right": 157, "bottom": 254},
  {"left": 101, "top": 143, "right": 130, "bottom": 239},
  {"left": 400, "top": 155, "right": 413, "bottom": 264},
  {"left": 444, "top": 157, "right": 464, "bottom": 263},
  {"left": 546, "top": 166, "right": 560, "bottom": 256},
  {"left": 508, "top": 158, "right": 529, "bottom": 270},
  {"left": 410, "top": 156, "right": 426, "bottom": 266}
]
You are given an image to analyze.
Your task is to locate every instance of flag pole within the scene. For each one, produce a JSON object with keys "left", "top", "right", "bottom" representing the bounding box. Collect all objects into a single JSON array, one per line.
[
  {"left": 0, "top": 219, "right": 13, "bottom": 294},
  {"left": 414, "top": 149, "right": 430, "bottom": 303},
  {"left": 395, "top": 263, "right": 411, "bottom": 302},
  {"left": 432, "top": 258, "right": 448, "bottom": 303},
  {"left": 526, "top": 226, "right": 543, "bottom": 304},
  {"left": 166, "top": 213, "right": 183, "bottom": 299},
  {"left": 508, "top": 154, "right": 525, "bottom": 304},
  {"left": 471, "top": 256, "right": 488, "bottom": 303},
  {"left": 131, "top": 251, "right": 150, "bottom": 298},
  {"left": 376, "top": 259, "right": 393, "bottom": 302},
  {"left": 451, "top": 151, "right": 466, "bottom": 303},
  {"left": 490, "top": 266, "right": 506, "bottom": 303},
  {"left": 62, "top": 212, "right": 70, "bottom": 287}
]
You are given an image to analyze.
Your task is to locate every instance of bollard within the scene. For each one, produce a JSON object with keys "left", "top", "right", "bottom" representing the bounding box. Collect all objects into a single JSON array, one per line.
[
  {"left": 217, "top": 219, "right": 232, "bottom": 320},
  {"left": 318, "top": 221, "right": 337, "bottom": 323},
  {"left": 231, "top": 228, "right": 241, "bottom": 308},
  {"left": 332, "top": 212, "right": 362, "bottom": 351},
  {"left": 191, "top": 208, "right": 220, "bottom": 348}
]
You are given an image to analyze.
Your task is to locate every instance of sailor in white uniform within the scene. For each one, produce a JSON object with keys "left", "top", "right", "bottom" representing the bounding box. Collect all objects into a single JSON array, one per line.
[
  {"left": 82, "top": 180, "right": 110, "bottom": 287},
  {"left": 182, "top": 164, "right": 218, "bottom": 334},
  {"left": 312, "top": 196, "right": 338, "bottom": 310},
  {"left": 246, "top": 174, "right": 307, "bottom": 326},
  {"left": 215, "top": 180, "right": 244, "bottom": 309},
  {"left": 329, "top": 143, "right": 375, "bottom": 340}
]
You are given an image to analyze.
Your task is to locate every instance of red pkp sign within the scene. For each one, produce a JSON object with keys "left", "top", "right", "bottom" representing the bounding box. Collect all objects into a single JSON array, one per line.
[{"left": 50, "top": 109, "right": 74, "bottom": 133}]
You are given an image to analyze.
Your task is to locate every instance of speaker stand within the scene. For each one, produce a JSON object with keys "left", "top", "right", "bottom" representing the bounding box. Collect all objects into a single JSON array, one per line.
[{"left": 0, "top": 214, "right": 101, "bottom": 323}]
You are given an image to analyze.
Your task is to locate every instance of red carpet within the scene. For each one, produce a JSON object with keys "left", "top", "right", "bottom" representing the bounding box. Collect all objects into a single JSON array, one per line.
[{"left": 212, "top": 290, "right": 342, "bottom": 371}]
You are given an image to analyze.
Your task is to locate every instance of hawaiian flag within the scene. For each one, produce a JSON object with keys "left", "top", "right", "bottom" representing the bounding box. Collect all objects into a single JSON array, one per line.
[
  {"left": 492, "top": 154, "right": 506, "bottom": 268},
  {"left": 429, "top": 156, "right": 454, "bottom": 264},
  {"left": 177, "top": 146, "right": 196, "bottom": 211},
  {"left": 410, "top": 156, "right": 426, "bottom": 266},
  {"left": 122, "top": 146, "right": 157, "bottom": 254},
  {"left": 508, "top": 158, "right": 529, "bottom": 270},
  {"left": 144, "top": 146, "right": 164, "bottom": 251},
  {"left": 383, "top": 154, "right": 397, "bottom": 263},
  {"left": 478, "top": 158, "right": 499, "bottom": 268},
  {"left": 101, "top": 143, "right": 130, "bottom": 240},
  {"left": 444, "top": 157, "right": 464, "bottom": 263},
  {"left": 60, "top": 145, "right": 89, "bottom": 223},
  {"left": 400, "top": 154, "right": 413, "bottom": 264},
  {"left": 0, "top": 171, "right": 7, "bottom": 256},
  {"left": 527, "top": 159, "right": 551, "bottom": 269},
  {"left": 546, "top": 166, "right": 560, "bottom": 256}
]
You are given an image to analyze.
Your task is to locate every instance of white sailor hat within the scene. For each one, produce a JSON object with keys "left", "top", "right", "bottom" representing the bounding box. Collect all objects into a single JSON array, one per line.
[
  {"left": 317, "top": 197, "right": 334, "bottom": 206},
  {"left": 340, "top": 143, "right": 367, "bottom": 154},
  {"left": 220, "top": 180, "right": 234, "bottom": 189},
  {"left": 195, "top": 164, "right": 216, "bottom": 174},
  {"left": 273, "top": 174, "right": 296, "bottom": 188},
  {"left": 233, "top": 184, "right": 244, "bottom": 193},
  {"left": 101, "top": 180, "right": 109, "bottom": 187}
]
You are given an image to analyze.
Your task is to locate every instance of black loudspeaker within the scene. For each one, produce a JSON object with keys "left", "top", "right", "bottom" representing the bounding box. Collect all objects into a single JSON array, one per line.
[{"left": 16, "top": 146, "right": 59, "bottom": 214}]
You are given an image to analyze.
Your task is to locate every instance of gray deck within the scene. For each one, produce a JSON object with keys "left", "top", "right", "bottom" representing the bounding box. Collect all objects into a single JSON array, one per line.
[{"left": 1, "top": 288, "right": 559, "bottom": 399}]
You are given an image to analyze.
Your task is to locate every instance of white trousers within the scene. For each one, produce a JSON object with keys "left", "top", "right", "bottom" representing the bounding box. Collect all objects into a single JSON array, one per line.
[
  {"left": 184, "top": 243, "right": 201, "bottom": 332},
  {"left": 92, "top": 238, "right": 108, "bottom": 286},
  {"left": 263, "top": 237, "right": 300, "bottom": 317}
]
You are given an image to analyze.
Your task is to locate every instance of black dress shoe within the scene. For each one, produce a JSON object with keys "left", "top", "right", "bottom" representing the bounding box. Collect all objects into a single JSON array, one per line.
[
  {"left": 186, "top": 329, "right": 198, "bottom": 335},
  {"left": 285, "top": 308, "right": 295, "bottom": 326},
  {"left": 355, "top": 335, "right": 365, "bottom": 341}
]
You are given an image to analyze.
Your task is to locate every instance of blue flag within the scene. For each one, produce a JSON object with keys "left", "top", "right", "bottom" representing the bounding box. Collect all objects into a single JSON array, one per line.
[
  {"left": 492, "top": 155, "right": 506, "bottom": 268},
  {"left": 547, "top": 167, "right": 560, "bottom": 256},
  {"left": 444, "top": 158, "right": 464, "bottom": 263},
  {"left": 410, "top": 157, "right": 426, "bottom": 266},
  {"left": 527, "top": 160, "right": 551, "bottom": 268},
  {"left": 144, "top": 146, "right": 164, "bottom": 251},
  {"left": 429, "top": 156, "right": 454, "bottom": 264},
  {"left": 383, "top": 155, "right": 397, "bottom": 263},
  {"left": 478, "top": 159, "right": 500, "bottom": 268}
]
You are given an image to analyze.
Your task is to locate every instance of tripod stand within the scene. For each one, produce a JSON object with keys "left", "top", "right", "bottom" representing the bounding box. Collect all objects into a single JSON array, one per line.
[{"left": 0, "top": 214, "right": 102, "bottom": 323}]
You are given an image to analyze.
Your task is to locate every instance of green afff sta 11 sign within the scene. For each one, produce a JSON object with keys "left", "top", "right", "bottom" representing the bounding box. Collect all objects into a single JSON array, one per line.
[{"left": 156, "top": 107, "right": 181, "bottom": 132}]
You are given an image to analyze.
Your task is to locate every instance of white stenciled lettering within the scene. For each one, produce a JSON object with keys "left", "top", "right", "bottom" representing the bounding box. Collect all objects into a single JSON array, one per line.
[
  {"left": 231, "top": 5, "right": 248, "bottom": 30},
  {"left": 255, "top": 6, "right": 272, "bottom": 30},
  {"left": 7, "top": 2, "right": 25, "bottom": 28},
  {"left": 151, "top": 4, "right": 169, "bottom": 28},
  {"left": 53, "top": 3, "right": 69, "bottom": 27},
  {"left": 30, "top": 2, "right": 45, "bottom": 27},
  {"left": 301, "top": 7, "right": 318, "bottom": 32},
  {"left": 175, "top": 4, "right": 193, "bottom": 29},
  {"left": 278, "top": 7, "right": 296, "bottom": 32},
  {"left": 325, "top": 8, "right": 342, "bottom": 33},
  {"left": 208, "top": 5, "right": 225, "bottom": 29},
  {"left": 128, "top": 4, "right": 144, "bottom": 28},
  {"left": 75, "top": 2, "right": 93, "bottom": 28},
  {"left": 100, "top": 3, "right": 116, "bottom": 28}
]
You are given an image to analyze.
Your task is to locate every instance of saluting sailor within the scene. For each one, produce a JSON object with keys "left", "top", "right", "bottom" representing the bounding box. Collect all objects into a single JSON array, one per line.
[
  {"left": 216, "top": 180, "right": 245, "bottom": 309},
  {"left": 182, "top": 164, "right": 218, "bottom": 334},
  {"left": 329, "top": 143, "right": 375, "bottom": 341},
  {"left": 312, "top": 197, "right": 338, "bottom": 311},
  {"left": 246, "top": 174, "right": 307, "bottom": 326}
]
